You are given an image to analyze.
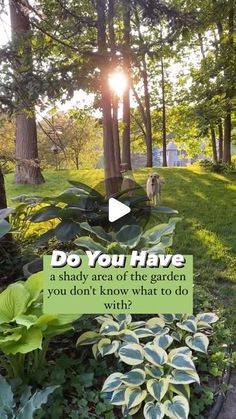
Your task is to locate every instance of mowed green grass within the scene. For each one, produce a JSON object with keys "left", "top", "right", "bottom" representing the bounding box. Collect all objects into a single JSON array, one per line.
[{"left": 5, "top": 166, "right": 236, "bottom": 286}]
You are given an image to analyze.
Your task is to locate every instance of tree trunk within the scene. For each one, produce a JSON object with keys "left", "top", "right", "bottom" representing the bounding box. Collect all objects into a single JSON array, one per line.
[
  {"left": 96, "top": 0, "right": 118, "bottom": 195},
  {"left": 10, "top": 0, "right": 44, "bottom": 184},
  {"left": 223, "top": 112, "right": 231, "bottom": 164},
  {"left": 121, "top": 0, "right": 131, "bottom": 170},
  {"left": 161, "top": 56, "right": 167, "bottom": 167},
  {"left": 218, "top": 120, "right": 223, "bottom": 162},
  {"left": 0, "top": 168, "right": 7, "bottom": 209},
  {"left": 142, "top": 56, "right": 153, "bottom": 167},
  {"left": 210, "top": 126, "right": 218, "bottom": 163}
]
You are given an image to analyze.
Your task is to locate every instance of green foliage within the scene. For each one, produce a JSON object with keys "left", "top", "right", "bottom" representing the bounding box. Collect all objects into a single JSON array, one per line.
[
  {"left": 198, "top": 159, "right": 235, "bottom": 174},
  {"left": 77, "top": 313, "right": 219, "bottom": 418},
  {"left": 0, "top": 272, "right": 80, "bottom": 380},
  {"left": 0, "top": 374, "right": 58, "bottom": 419},
  {"left": 0, "top": 208, "right": 14, "bottom": 239}
]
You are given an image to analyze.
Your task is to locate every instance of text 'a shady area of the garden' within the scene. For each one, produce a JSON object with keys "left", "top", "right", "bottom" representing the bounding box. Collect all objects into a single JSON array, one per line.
[{"left": 43, "top": 252, "right": 193, "bottom": 314}]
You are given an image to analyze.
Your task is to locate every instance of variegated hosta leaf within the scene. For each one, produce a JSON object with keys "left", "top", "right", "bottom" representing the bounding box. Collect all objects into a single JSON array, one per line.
[
  {"left": 176, "top": 319, "right": 197, "bottom": 333},
  {"left": 102, "top": 373, "right": 123, "bottom": 392},
  {"left": 113, "top": 314, "right": 132, "bottom": 325},
  {"left": 125, "top": 387, "right": 147, "bottom": 409},
  {"left": 168, "top": 353, "right": 196, "bottom": 371},
  {"left": 169, "top": 384, "right": 190, "bottom": 400},
  {"left": 119, "top": 343, "right": 144, "bottom": 365},
  {"left": 143, "top": 401, "right": 165, "bottom": 419},
  {"left": 144, "top": 343, "right": 168, "bottom": 366},
  {"left": 145, "top": 364, "right": 164, "bottom": 379},
  {"left": 170, "top": 369, "right": 200, "bottom": 385},
  {"left": 100, "top": 320, "right": 120, "bottom": 336},
  {"left": 146, "top": 317, "right": 165, "bottom": 333},
  {"left": 92, "top": 343, "right": 99, "bottom": 359},
  {"left": 98, "top": 338, "right": 119, "bottom": 356},
  {"left": 95, "top": 315, "right": 113, "bottom": 324},
  {"left": 158, "top": 314, "right": 176, "bottom": 324},
  {"left": 169, "top": 347, "right": 192, "bottom": 358},
  {"left": 196, "top": 312, "right": 219, "bottom": 324},
  {"left": 129, "top": 321, "right": 146, "bottom": 330},
  {"left": 154, "top": 334, "right": 173, "bottom": 349},
  {"left": 164, "top": 395, "right": 189, "bottom": 419},
  {"left": 135, "top": 328, "right": 155, "bottom": 338},
  {"left": 121, "top": 368, "right": 146, "bottom": 387},
  {"left": 110, "top": 388, "right": 126, "bottom": 405},
  {"left": 76, "top": 331, "right": 100, "bottom": 346},
  {"left": 120, "top": 329, "right": 139, "bottom": 344},
  {"left": 129, "top": 402, "right": 142, "bottom": 416},
  {"left": 196, "top": 321, "right": 212, "bottom": 329},
  {"left": 185, "top": 333, "right": 209, "bottom": 354},
  {"left": 147, "top": 378, "right": 169, "bottom": 401},
  {"left": 171, "top": 331, "right": 183, "bottom": 343}
]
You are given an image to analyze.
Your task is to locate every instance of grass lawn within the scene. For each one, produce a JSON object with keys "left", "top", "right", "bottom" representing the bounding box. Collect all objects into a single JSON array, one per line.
[{"left": 5, "top": 166, "right": 236, "bottom": 329}]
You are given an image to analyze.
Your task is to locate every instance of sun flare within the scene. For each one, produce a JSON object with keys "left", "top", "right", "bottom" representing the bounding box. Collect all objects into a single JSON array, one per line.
[{"left": 108, "top": 71, "right": 128, "bottom": 96}]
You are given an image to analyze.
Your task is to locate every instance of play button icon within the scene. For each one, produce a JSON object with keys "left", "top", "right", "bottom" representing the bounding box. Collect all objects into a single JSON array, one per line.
[{"left": 108, "top": 197, "right": 131, "bottom": 222}]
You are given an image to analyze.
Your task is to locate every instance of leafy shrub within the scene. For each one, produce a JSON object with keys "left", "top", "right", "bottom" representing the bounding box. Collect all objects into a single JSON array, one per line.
[
  {"left": 0, "top": 272, "right": 80, "bottom": 381},
  {"left": 0, "top": 374, "right": 58, "bottom": 419},
  {"left": 77, "top": 313, "right": 219, "bottom": 418},
  {"left": 198, "top": 159, "right": 235, "bottom": 174},
  {"left": 12, "top": 180, "right": 178, "bottom": 244}
]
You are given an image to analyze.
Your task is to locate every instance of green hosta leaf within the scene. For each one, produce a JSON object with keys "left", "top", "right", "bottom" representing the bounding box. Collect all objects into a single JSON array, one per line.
[
  {"left": 143, "top": 401, "right": 165, "bottom": 419},
  {"left": 16, "top": 385, "right": 59, "bottom": 419},
  {"left": 134, "top": 328, "right": 155, "bottom": 338},
  {"left": 164, "top": 395, "right": 189, "bottom": 419},
  {"left": 185, "top": 333, "right": 209, "bottom": 354},
  {"left": 169, "top": 384, "right": 190, "bottom": 400},
  {"left": 80, "top": 222, "right": 112, "bottom": 242},
  {"left": 0, "top": 208, "right": 15, "bottom": 219},
  {"left": 68, "top": 180, "right": 103, "bottom": 199},
  {"left": 154, "top": 334, "right": 173, "bottom": 349},
  {"left": 100, "top": 320, "right": 120, "bottom": 336},
  {"left": 24, "top": 272, "right": 43, "bottom": 305},
  {"left": 0, "top": 283, "right": 30, "bottom": 324},
  {"left": 116, "top": 224, "right": 142, "bottom": 248},
  {"left": 170, "top": 369, "right": 200, "bottom": 385},
  {"left": 121, "top": 369, "right": 146, "bottom": 387},
  {"left": 102, "top": 373, "right": 123, "bottom": 392},
  {"left": 147, "top": 378, "right": 169, "bottom": 401},
  {"left": 75, "top": 236, "right": 107, "bottom": 252},
  {"left": 76, "top": 331, "right": 100, "bottom": 346},
  {"left": 2, "top": 327, "right": 42, "bottom": 355},
  {"left": 54, "top": 220, "right": 81, "bottom": 241},
  {"left": 119, "top": 343, "right": 144, "bottom": 365},
  {"left": 176, "top": 319, "right": 197, "bottom": 333},
  {"left": 143, "top": 219, "right": 178, "bottom": 244},
  {"left": 120, "top": 330, "right": 139, "bottom": 344},
  {"left": 0, "top": 331, "right": 21, "bottom": 344},
  {"left": 110, "top": 388, "right": 126, "bottom": 405},
  {"left": 168, "top": 353, "right": 195, "bottom": 371},
  {"left": 113, "top": 314, "right": 132, "bottom": 324},
  {"left": 0, "top": 219, "right": 11, "bottom": 238},
  {"left": 98, "top": 338, "right": 119, "bottom": 356},
  {"left": 158, "top": 314, "right": 175, "bottom": 324},
  {"left": 31, "top": 206, "right": 60, "bottom": 222},
  {"left": 171, "top": 331, "right": 183, "bottom": 342},
  {"left": 169, "top": 347, "right": 192, "bottom": 358},
  {"left": 145, "top": 365, "right": 163, "bottom": 379},
  {"left": 125, "top": 387, "right": 147, "bottom": 409},
  {"left": 196, "top": 313, "right": 219, "bottom": 324},
  {"left": 15, "top": 315, "right": 37, "bottom": 329},
  {"left": 0, "top": 375, "right": 14, "bottom": 410},
  {"left": 143, "top": 343, "right": 168, "bottom": 366}
]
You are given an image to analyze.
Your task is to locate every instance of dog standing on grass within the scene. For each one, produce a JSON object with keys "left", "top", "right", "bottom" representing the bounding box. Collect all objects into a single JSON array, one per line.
[{"left": 146, "top": 173, "right": 163, "bottom": 205}]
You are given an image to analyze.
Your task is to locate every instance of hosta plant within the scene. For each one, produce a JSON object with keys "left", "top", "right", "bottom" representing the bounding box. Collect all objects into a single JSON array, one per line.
[
  {"left": 0, "top": 272, "right": 80, "bottom": 381},
  {"left": 77, "top": 313, "right": 219, "bottom": 418},
  {"left": 0, "top": 208, "right": 14, "bottom": 239},
  {"left": 0, "top": 374, "right": 58, "bottom": 419}
]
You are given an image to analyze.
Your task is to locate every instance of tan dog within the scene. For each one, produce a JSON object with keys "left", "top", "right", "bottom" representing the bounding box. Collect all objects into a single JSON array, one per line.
[{"left": 146, "top": 173, "right": 162, "bottom": 205}]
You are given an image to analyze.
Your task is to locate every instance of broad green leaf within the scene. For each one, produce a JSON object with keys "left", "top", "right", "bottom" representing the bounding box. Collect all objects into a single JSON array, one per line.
[
  {"left": 102, "top": 373, "right": 123, "bottom": 392},
  {"left": 147, "top": 378, "right": 169, "bottom": 401},
  {"left": 154, "top": 334, "right": 173, "bottom": 349},
  {"left": 98, "top": 338, "right": 119, "bottom": 356},
  {"left": 143, "top": 343, "right": 168, "bottom": 366},
  {"left": 31, "top": 206, "right": 60, "bottom": 222},
  {"left": 119, "top": 343, "right": 144, "bottom": 365},
  {"left": 76, "top": 331, "right": 100, "bottom": 346},
  {"left": 15, "top": 315, "right": 37, "bottom": 329},
  {"left": 121, "top": 369, "right": 146, "bottom": 386},
  {"left": 168, "top": 353, "right": 195, "bottom": 371},
  {"left": 24, "top": 272, "right": 43, "bottom": 304},
  {"left": 116, "top": 224, "right": 143, "bottom": 248},
  {"left": 80, "top": 222, "right": 112, "bottom": 242},
  {"left": 176, "top": 320, "right": 197, "bottom": 333},
  {"left": 143, "top": 401, "right": 165, "bottom": 419},
  {"left": 100, "top": 320, "right": 120, "bottom": 336},
  {"left": 16, "top": 385, "right": 59, "bottom": 419},
  {"left": 164, "top": 395, "right": 189, "bottom": 419},
  {"left": 0, "top": 375, "right": 14, "bottom": 410},
  {"left": 75, "top": 236, "right": 107, "bottom": 252},
  {"left": 2, "top": 327, "right": 42, "bottom": 355},
  {"left": 0, "top": 284, "right": 30, "bottom": 324},
  {"left": 54, "top": 220, "right": 81, "bottom": 241},
  {"left": 169, "top": 369, "right": 200, "bottom": 385},
  {"left": 110, "top": 388, "right": 126, "bottom": 405},
  {"left": 125, "top": 387, "right": 147, "bottom": 409},
  {"left": 185, "top": 333, "right": 209, "bottom": 353}
]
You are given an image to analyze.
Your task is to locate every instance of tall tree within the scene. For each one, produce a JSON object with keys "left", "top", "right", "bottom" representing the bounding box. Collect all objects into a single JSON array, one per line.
[
  {"left": 161, "top": 56, "right": 167, "bottom": 167},
  {"left": 9, "top": 0, "right": 44, "bottom": 184}
]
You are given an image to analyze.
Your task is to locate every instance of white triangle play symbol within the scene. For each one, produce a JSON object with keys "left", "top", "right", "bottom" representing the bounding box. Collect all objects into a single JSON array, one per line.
[{"left": 108, "top": 197, "right": 131, "bottom": 222}]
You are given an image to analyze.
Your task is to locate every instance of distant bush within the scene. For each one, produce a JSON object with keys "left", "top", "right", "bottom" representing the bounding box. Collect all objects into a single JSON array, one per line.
[{"left": 198, "top": 159, "right": 236, "bottom": 174}]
